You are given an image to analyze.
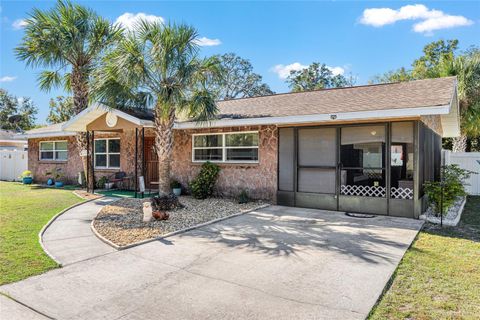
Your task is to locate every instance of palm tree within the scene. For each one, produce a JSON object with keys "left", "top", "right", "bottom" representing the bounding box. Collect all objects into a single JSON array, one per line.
[
  {"left": 437, "top": 50, "right": 480, "bottom": 151},
  {"left": 15, "top": 0, "right": 121, "bottom": 184},
  {"left": 95, "top": 20, "right": 218, "bottom": 196}
]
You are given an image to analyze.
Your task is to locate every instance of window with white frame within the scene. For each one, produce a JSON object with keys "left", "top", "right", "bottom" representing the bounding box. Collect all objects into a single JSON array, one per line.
[
  {"left": 94, "top": 138, "right": 120, "bottom": 168},
  {"left": 39, "top": 141, "right": 68, "bottom": 161},
  {"left": 192, "top": 132, "right": 259, "bottom": 162}
]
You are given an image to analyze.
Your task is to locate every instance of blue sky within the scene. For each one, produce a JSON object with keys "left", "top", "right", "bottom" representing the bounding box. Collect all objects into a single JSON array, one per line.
[{"left": 1, "top": 1, "right": 479, "bottom": 124}]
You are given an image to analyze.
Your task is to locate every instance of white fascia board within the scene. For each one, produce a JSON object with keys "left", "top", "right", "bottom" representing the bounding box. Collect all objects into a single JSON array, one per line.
[
  {"left": 0, "top": 139, "right": 27, "bottom": 143},
  {"left": 174, "top": 105, "right": 451, "bottom": 129},
  {"left": 62, "top": 103, "right": 154, "bottom": 131},
  {"left": 17, "top": 131, "right": 76, "bottom": 139}
]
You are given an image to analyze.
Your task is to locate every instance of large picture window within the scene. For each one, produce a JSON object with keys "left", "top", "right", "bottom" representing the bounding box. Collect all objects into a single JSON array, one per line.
[
  {"left": 95, "top": 138, "right": 120, "bottom": 169},
  {"left": 192, "top": 132, "right": 259, "bottom": 163},
  {"left": 39, "top": 141, "right": 68, "bottom": 161}
]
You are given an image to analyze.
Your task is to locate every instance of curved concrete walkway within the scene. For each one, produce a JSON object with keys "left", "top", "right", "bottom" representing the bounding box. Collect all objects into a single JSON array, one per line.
[{"left": 42, "top": 197, "right": 118, "bottom": 266}]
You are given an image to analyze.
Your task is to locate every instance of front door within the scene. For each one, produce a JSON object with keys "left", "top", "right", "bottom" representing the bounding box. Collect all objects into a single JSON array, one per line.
[{"left": 144, "top": 137, "right": 158, "bottom": 189}]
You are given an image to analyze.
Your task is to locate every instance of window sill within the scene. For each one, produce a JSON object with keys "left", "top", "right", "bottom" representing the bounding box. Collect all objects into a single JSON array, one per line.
[
  {"left": 39, "top": 160, "right": 68, "bottom": 164},
  {"left": 192, "top": 161, "right": 259, "bottom": 167},
  {"left": 94, "top": 167, "right": 121, "bottom": 171}
]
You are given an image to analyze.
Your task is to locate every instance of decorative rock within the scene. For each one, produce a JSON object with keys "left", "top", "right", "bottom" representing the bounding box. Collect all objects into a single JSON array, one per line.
[
  {"left": 142, "top": 201, "right": 153, "bottom": 222},
  {"left": 93, "top": 196, "right": 265, "bottom": 247}
]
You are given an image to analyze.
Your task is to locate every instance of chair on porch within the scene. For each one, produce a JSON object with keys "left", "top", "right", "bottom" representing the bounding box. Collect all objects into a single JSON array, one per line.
[{"left": 108, "top": 171, "right": 127, "bottom": 190}]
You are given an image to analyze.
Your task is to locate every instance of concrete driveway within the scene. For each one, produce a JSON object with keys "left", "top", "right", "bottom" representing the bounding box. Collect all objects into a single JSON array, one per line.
[{"left": 0, "top": 205, "right": 423, "bottom": 320}]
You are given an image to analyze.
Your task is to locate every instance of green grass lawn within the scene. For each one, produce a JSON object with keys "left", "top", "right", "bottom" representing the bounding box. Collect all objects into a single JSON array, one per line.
[
  {"left": 0, "top": 181, "right": 84, "bottom": 285},
  {"left": 369, "top": 196, "right": 480, "bottom": 320}
]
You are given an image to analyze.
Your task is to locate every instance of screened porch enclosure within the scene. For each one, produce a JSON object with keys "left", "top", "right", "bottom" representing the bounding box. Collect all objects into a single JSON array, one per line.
[{"left": 277, "top": 121, "right": 440, "bottom": 218}]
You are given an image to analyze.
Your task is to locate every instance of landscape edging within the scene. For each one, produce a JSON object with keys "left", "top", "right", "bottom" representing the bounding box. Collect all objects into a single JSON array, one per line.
[{"left": 91, "top": 203, "right": 271, "bottom": 250}]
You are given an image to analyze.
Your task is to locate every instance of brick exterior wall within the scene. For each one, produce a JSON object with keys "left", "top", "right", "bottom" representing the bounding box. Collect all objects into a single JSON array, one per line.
[
  {"left": 171, "top": 125, "right": 278, "bottom": 201},
  {"left": 28, "top": 130, "right": 142, "bottom": 184},
  {"left": 420, "top": 115, "right": 443, "bottom": 136},
  {"left": 27, "top": 126, "right": 279, "bottom": 201}
]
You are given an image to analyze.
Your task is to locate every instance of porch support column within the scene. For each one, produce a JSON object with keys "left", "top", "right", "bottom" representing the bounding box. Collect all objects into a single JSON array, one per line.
[
  {"left": 91, "top": 130, "right": 95, "bottom": 194},
  {"left": 86, "top": 131, "right": 90, "bottom": 193},
  {"left": 142, "top": 128, "right": 145, "bottom": 198},
  {"left": 135, "top": 128, "right": 138, "bottom": 198}
]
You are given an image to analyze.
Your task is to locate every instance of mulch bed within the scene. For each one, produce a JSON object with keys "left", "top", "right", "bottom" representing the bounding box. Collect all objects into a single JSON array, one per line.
[{"left": 93, "top": 196, "right": 264, "bottom": 247}]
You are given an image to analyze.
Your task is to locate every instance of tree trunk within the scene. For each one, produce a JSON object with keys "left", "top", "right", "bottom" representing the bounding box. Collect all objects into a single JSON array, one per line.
[
  {"left": 452, "top": 134, "right": 467, "bottom": 152},
  {"left": 154, "top": 107, "right": 176, "bottom": 196},
  {"left": 71, "top": 66, "right": 90, "bottom": 189}
]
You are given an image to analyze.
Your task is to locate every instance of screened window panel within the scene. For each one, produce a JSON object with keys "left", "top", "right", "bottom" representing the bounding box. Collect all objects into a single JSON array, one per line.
[
  {"left": 109, "top": 154, "right": 120, "bottom": 168},
  {"left": 390, "top": 122, "right": 414, "bottom": 196},
  {"left": 55, "top": 141, "right": 67, "bottom": 151},
  {"left": 95, "top": 140, "right": 106, "bottom": 153},
  {"left": 40, "top": 142, "right": 53, "bottom": 151},
  {"left": 341, "top": 126, "right": 385, "bottom": 169},
  {"left": 298, "top": 128, "right": 336, "bottom": 167},
  {"left": 55, "top": 151, "right": 68, "bottom": 161},
  {"left": 226, "top": 148, "right": 258, "bottom": 161},
  {"left": 225, "top": 133, "right": 258, "bottom": 147},
  {"left": 108, "top": 139, "right": 120, "bottom": 153},
  {"left": 298, "top": 168, "right": 336, "bottom": 194},
  {"left": 340, "top": 169, "right": 386, "bottom": 197},
  {"left": 278, "top": 128, "right": 294, "bottom": 191},
  {"left": 95, "top": 155, "right": 107, "bottom": 167},
  {"left": 41, "top": 151, "right": 54, "bottom": 160},
  {"left": 194, "top": 135, "right": 222, "bottom": 148},
  {"left": 193, "top": 149, "right": 223, "bottom": 161}
]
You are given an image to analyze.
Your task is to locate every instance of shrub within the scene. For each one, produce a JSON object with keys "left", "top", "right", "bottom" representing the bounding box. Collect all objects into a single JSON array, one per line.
[
  {"left": 238, "top": 190, "right": 249, "bottom": 204},
  {"left": 170, "top": 180, "right": 181, "bottom": 189},
  {"left": 151, "top": 194, "right": 181, "bottom": 211},
  {"left": 96, "top": 176, "right": 108, "bottom": 189},
  {"left": 189, "top": 162, "right": 221, "bottom": 199},
  {"left": 20, "top": 170, "right": 32, "bottom": 178},
  {"left": 424, "top": 164, "right": 475, "bottom": 216}
]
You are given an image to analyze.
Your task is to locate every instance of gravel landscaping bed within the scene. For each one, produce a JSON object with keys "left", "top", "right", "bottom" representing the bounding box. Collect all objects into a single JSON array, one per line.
[{"left": 93, "top": 196, "right": 265, "bottom": 247}]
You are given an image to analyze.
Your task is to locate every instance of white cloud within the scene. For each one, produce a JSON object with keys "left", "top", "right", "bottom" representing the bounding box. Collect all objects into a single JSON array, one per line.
[
  {"left": 115, "top": 12, "right": 164, "bottom": 30},
  {"left": 193, "top": 37, "right": 222, "bottom": 47},
  {"left": 271, "top": 62, "right": 308, "bottom": 79},
  {"left": 0, "top": 76, "right": 17, "bottom": 82},
  {"left": 12, "top": 19, "right": 28, "bottom": 30},
  {"left": 271, "top": 62, "right": 345, "bottom": 79},
  {"left": 359, "top": 4, "right": 473, "bottom": 34}
]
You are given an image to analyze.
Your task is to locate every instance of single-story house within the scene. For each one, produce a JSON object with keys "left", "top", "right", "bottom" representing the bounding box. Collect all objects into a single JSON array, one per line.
[{"left": 20, "top": 76, "right": 459, "bottom": 218}]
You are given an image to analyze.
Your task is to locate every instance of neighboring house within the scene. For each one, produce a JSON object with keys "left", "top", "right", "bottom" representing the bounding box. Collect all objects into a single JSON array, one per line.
[
  {"left": 19, "top": 76, "right": 459, "bottom": 218},
  {"left": 0, "top": 129, "right": 27, "bottom": 150}
]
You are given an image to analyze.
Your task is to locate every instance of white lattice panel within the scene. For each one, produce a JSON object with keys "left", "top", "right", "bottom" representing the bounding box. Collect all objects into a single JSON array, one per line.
[
  {"left": 341, "top": 185, "right": 386, "bottom": 197},
  {"left": 391, "top": 187, "right": 413, "bottom": 199}
]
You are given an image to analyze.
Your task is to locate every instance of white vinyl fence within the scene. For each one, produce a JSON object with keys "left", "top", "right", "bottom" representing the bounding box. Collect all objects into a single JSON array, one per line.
[
  {"left": 0, "top": 149, "right": 28, "bottom": 181},
  {"left": 444, "top": 151, "right": 480, "bottom": 195}
]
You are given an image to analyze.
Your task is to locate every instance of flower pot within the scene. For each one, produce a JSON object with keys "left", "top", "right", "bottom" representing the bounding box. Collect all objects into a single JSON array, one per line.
[
  {"left": 22, "top": 177, "right": 33, "bottom": 184},
  {"left": 172, "top": 188, "right": 181, "bottom": 196},
  {"left": 47, "top": 178, "right": 54, "bottom": 186},
  {"left": 55, "top": 181, "right": 64, "bottom": 188}
]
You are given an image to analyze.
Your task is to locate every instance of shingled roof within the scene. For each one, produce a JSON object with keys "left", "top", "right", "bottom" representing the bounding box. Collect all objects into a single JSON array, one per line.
[{"left": 213, "top": 76, "right": 456, "bottom": 119}]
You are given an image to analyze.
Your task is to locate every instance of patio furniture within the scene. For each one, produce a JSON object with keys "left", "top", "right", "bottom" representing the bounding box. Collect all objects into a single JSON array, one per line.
[{"left": 109, "top": 171, "right": 127, "bottom": 190}]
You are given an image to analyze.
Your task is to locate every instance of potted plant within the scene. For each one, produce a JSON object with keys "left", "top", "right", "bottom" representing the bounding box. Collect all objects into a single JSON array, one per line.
[
  {"left": 45, "top": 169, "right": 54, "bottom": 186},
  {"left": 170, "top": 180, "right": 182, "bottom": 196},
  {"left": 46, "top": 167, "right": 65, "bottom": 188},
  {"left": 20, "top": 170, "right": 33, "bottom": 184}
]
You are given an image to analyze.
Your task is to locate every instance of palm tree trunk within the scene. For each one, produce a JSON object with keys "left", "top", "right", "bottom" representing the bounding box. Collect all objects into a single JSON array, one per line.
[
  {"left": 154, "top": 107, "right": 176, "bottom": 196},
  {"left": 71, "top": 67, "right": 91, "bottom": 189},
  {"left": 452, "top": 134, "right": 468, "bottom": 152}
]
